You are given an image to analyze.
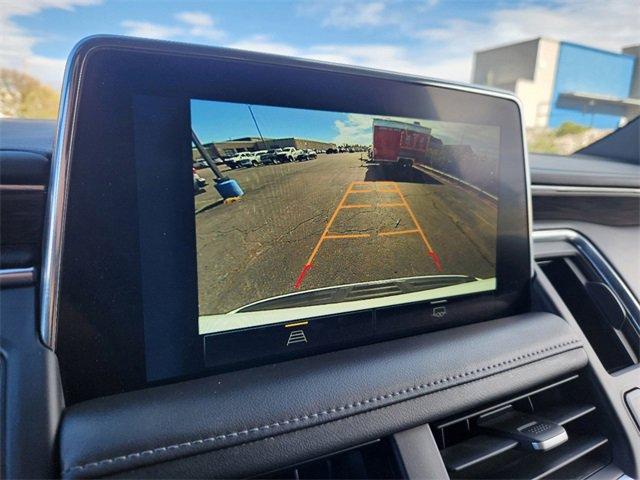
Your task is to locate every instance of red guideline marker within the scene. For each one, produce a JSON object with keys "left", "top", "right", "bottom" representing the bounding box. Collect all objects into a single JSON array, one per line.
[
  {"left": 429, "top": 251, "right": 443, "bottom": 272},
  {"left": 294, "top": 263, "right": 313, "bottom": 289}
]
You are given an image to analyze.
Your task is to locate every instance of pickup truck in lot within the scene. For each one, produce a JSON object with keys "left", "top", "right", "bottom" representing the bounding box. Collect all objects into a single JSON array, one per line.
[
  {"left": 226, "top": 151, "right": 260, "bottom": 168},
  {"left": 260, "top": 149, "right": 282, "bottom": 164},
  {"left": 299, "top": 149, "right": 317, "bottom": 160},
  {"left": 275, "top": 147, "right": 303, "bottom": 162}
]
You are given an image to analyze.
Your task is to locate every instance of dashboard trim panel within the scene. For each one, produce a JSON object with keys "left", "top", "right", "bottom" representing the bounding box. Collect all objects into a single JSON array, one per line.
[
  {"left": 533, "top": 228, "right": 640, "bottom": 333},
  {"left": 532, "top": 185, "right": 640, "bottom": 198},
  {"left": 0, "top": 268, "right": 35, "bottom": 288}
]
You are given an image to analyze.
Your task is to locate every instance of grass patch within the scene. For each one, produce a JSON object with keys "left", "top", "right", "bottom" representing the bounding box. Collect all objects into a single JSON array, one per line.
[{"left": 554, "top": 121, "right": 589, "bottom": 137}]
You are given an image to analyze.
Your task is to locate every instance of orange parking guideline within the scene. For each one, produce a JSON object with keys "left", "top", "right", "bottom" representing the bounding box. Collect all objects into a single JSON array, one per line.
[
  {"left": 293, "top": 180, "right": 443, "bottom": 289},
  {"left": 294, "top": 181, "right": 356, "bottom": 289},
  {"left": 394, "top": 188, "right": 434, "bottom": 252},
  {"left": 325, "top": 233, "right": 371, "bottom": 239},
  {"left": 307, "top": 182, "right": 354, "bottom": 262},
  {"left": 394, "top": 184, "right": 443, "bottom": 271},
  {"left": 378, "top": 229, "right": 419, "bottom": 236}
]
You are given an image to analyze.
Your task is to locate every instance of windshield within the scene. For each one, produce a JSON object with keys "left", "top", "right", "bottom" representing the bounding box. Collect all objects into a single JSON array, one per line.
[{"left": 2, "top": 0, "right": 637, "bottom": 156}]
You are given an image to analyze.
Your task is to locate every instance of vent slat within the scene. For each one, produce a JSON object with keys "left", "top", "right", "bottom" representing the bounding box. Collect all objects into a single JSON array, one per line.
[
  {"left": 538, "top": 404, "right": 596, "bottom": 426},
  {"left": 441, "top": 435, "right": 518, "bottom": 472},
  {"left": 485, "top": 435, "right": 608, "bottom": 480}
]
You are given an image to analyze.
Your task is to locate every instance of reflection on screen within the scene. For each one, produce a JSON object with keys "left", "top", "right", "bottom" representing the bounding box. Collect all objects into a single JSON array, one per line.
[{"left": 191, "top": 100, "right": 499, "bottom": 335}]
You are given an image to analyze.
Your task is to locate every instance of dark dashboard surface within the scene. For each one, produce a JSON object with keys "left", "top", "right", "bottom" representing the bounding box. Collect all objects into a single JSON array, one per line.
[
  {"left": 529, "top": 153, "right": 640, "bottom": 188},
  {"left": 0, "top": 118, "right": 56, "bottom": 157}
]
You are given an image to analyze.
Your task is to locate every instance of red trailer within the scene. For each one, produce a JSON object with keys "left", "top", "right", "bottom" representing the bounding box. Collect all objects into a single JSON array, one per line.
[{"left": 372, "top": 118, "right": 431, "bottom": 167}]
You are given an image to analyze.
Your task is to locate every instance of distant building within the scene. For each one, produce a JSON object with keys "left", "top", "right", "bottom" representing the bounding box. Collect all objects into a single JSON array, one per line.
[
  {"left": 623, "top": 45, "right": 640, "bottom": 100},
  {"left": 472, "top": 38, "right": 640, "bottom": 129},
  {"left": 202, "top": 137, "right": 336, "bottom": 158}
]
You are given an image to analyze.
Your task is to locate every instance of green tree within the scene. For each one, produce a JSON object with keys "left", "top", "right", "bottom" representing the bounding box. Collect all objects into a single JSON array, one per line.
[{"left": 0, "top": 69, "right": 59, "bottom": 119}]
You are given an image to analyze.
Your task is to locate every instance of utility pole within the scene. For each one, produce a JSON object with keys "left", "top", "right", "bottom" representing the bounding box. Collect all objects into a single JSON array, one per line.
[{"left": 248, "top": 105, "right": 267, "bottom": 149}]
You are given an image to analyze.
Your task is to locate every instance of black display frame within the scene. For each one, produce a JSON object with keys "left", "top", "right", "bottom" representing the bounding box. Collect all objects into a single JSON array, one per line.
[{"left": 52, "top": 36, "right": 531, "bottom": 403}]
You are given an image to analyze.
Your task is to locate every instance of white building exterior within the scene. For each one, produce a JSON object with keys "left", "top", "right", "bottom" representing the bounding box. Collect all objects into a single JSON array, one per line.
[{"left": 473, "top": 38, "right": 560, "bottom": 128}]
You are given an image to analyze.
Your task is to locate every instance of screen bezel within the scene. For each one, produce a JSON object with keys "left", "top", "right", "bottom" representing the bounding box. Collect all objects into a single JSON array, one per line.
[{"left": 49, "top": 36, "right": 532, "bottom": 403}]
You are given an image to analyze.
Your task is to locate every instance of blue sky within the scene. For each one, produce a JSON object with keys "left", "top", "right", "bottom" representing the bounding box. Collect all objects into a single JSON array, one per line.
[
  {"left": 192, "top": 100, "right": 347, "bottom": 144},
  {"left": 2, "top": 0, "right": 637, "bottom": 89}
]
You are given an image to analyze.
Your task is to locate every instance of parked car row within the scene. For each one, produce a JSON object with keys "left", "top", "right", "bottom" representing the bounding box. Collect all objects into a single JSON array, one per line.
[
  {"left": 326, "top": 146, "right": 368, "bottom": 154},
  {"left": 193, "top": 148, "right": 320, "bottom": 173},
  {"left": 225, "top": 148, "right": 318, "bottom": 169},
  {"left": 193, "top": 157, "right": 225, "bottom": 169}
]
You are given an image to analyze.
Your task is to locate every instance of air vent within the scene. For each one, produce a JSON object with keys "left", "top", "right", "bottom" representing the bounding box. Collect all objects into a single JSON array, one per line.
[
  {"left": 434, "top": 375, "right": 612, "bottom": 479},
  {"left": 537, "top": 252, "right": 639, "bottom": 373},
  {"left": 258, "top": 439, "right": 401, "bottom": 479}
]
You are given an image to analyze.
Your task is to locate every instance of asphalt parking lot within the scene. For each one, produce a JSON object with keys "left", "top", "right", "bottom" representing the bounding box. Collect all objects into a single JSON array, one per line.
[{"left": 195, "top": 153, "right": 497, "bottom": 314}]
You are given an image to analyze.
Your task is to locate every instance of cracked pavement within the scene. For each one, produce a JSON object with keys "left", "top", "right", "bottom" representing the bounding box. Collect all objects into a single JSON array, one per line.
[{"left": 195, "top": 153, "right": 497, "bottom": 314}]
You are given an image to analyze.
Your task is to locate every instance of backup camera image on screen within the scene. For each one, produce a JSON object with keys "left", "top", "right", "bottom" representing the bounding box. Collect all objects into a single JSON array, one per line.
[{"left": 192, "top": 100, "right": 500, "bottom": 335}]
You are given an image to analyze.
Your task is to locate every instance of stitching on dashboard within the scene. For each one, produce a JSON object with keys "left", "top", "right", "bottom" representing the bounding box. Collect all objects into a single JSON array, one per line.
[{"left": 63, "top": 338, "right": 580, "bottom": 475}]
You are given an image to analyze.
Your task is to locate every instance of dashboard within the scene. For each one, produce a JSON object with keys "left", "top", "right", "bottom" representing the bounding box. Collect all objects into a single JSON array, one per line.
[{"left": 1, "top": 36, "right": 639, "bottom": 480}]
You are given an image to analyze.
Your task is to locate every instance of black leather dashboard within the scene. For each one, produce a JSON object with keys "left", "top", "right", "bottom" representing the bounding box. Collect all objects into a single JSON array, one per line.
[{"left": 59, "top": 312, "right": 585, "bottom": 478}]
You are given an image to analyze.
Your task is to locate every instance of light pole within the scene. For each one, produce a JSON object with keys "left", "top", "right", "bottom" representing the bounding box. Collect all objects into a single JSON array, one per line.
[{"left": 248, "top": 105, "right": 267, "bottom": 149}]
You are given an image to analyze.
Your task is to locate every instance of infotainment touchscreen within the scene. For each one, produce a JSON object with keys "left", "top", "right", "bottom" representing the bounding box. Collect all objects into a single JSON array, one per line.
[
  {"left": 54, "top": 38, "right": 531, "bottom": 401},
  {"left": 191, "top": 100, "right": 500, "bottom": 337}
]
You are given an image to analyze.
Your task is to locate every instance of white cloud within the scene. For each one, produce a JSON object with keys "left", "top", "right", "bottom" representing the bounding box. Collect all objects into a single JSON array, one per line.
[
  {"left": 120, "top": 20, "right": 183, "bottom": 40},
  {"left": 0, "top": 0, "right": 102, "bottom": 89},
  {"left": 333, "top": 113, "right": 374, "bottom": 145},
  {"left": 298, "top": 0, "right": 439, "bottom": 29},
  {"left": 121, "top": 11, "right": 224, "bottom": 43},
  {"left": 176, "top": 11, "right": 214, "bottom": 27},
  {"left": 299, "top": 1, "right": 398, "bottom": 28},
  {"left": 0, "top": 0, "right": 100, "bottom": 17},
  {"left": 322, "top": 2, "right": 390, "bottom": 28},
  {"left": 176, "top": 11, "right": 224, "bottom": 40}
]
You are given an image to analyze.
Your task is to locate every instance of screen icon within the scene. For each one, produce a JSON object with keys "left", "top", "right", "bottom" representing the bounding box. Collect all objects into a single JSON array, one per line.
[
  {"left": 432, "top": 306, "right": 447, "bottom": 318},
  {"left": 287, "top": 330, "right": 308, "bottom": 346}
]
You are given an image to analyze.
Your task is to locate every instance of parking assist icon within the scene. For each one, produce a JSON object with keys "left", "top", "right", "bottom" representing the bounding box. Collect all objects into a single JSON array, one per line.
[{"left": 287, "top": 330, "right": 308, "bottom": 346}]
